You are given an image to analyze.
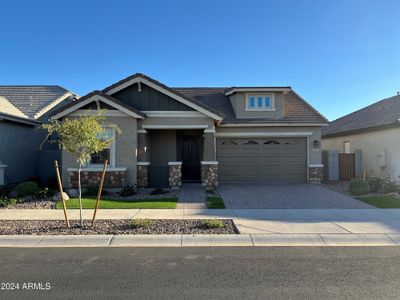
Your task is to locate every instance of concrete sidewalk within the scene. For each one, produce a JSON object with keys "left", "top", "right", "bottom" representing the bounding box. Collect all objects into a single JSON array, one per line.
[
  {"left": 2, "top": 208, "right": 400, "bottom": 246},
  {"left": 1, "top": 233, "right": 400, "bottom": 247}
]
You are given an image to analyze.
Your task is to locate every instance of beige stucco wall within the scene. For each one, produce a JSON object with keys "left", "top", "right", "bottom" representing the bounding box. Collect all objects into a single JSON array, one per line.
[
  {"left": 62, "top": 116, "right": 138, "bottom": 187},
  {"left": 229, "top": 92, "right": 284, "bottom": 119},
  {"left": 215, "top": 126, "right": 322, "bottom": 165},
  {"left": 322, "top": 126, "right": 400, "bottom": 181}
]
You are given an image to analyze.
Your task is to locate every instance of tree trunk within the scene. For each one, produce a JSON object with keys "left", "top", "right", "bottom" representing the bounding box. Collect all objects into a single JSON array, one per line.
[{"left": 78, "top": 165, "right": 83, "bottom": 227}]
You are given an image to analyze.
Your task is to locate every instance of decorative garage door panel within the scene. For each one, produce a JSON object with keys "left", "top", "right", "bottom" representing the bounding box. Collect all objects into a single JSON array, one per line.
[{"left": 217, "top": 138, "right": 307, "bottom": 184}]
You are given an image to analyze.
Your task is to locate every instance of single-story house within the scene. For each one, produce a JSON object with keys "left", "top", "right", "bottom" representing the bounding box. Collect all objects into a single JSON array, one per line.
[
  {"left": 51, "top": 73, "right": 328, "bottom": 190},
  {"left": 0, "top": 86, "right": 76, "bottom": 185},
  {"left": 322, "top": 94, "right": 400, "bottom": 181}
]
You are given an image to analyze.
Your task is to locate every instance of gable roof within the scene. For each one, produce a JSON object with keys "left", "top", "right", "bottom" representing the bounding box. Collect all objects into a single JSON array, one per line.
[
  {"left": 322, "top": 94, "right": 400, "bottom": 137},
  {"left": 51, "top": 73, "right": 327, "bottom": 125},
  {"left": 102, "top": 73, "right": 224, "bottom": 121},
  {"left": 51, "top": 91, "right": 146, "bottom": 119},
  {"left": 175, "top": 88, "right": 328, "bottom": 125},
  {"left": 0, "top": 86, "right": 74, "bottom": 119}
]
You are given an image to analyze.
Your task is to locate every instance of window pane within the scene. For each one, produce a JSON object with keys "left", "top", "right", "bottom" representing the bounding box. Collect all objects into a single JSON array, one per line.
[
  {"left": 265, "top": 96, "right": 271, "bottom": 108},
  {"left": 90, "top": 149, "right": 110, "bottom": 165},
  {"left": 249, "top": 96, "right": 255, "bottom": 108},
  {"left": 98, "top": 128, "right": 114, "bottom": 140},
  {"left": 257, "top": 96, "right": 263, "bottom": 107}
]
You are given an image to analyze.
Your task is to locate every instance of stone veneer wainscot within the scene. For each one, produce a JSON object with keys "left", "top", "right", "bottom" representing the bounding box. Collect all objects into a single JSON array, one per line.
[
  {"left": 168, "top": 162, "right": 182, "bottom": 189},
  {"left": 68, "top": 168, "right": 127, "bottom": 188},
  {"left": 308, "top": 165, "right": 324, "bottom": 183},
  {"left": 201, "top": 161, "right": 218, "bottom": 191}
]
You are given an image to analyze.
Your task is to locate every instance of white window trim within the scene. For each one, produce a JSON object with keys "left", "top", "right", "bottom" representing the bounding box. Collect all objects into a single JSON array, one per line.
[
  {"left": 245, "top": 93, "right": 275, "bottom": 111},
  {"left": 87, "top": 127, "right": 116, "bottom": 168}
]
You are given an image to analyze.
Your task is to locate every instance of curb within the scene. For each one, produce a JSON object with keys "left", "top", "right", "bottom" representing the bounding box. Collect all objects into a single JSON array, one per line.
[{"left": 0, "top": 233, "right": 400, "bottom": 247}]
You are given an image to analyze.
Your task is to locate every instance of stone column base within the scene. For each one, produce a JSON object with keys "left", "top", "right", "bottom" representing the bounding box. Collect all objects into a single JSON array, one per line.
[
  {"left": 137, "top": 163, "right": 150, "bottom": 188},
  {"left": 309, "top": 165, "right": 324, "bottom": 184},
  {"left": 168, "top": 162, "right": 182, "bottom": 189},
  {"left": 201, "top": 162, "right": 219, "bottom": 192}
]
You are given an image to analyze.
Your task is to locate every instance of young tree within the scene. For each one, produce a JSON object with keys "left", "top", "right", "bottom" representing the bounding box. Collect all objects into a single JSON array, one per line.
[{"left": 42, "top": 111, "right": 120, "bottom": 226}]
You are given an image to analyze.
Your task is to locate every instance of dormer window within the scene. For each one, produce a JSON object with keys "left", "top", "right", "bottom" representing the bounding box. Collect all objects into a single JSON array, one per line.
[{"left": 246, "top": 94, "right": 275, "bottom": 111}]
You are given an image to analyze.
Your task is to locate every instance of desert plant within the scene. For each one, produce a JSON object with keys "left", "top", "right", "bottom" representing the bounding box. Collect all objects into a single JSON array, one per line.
[
  {"left": 0, "top": 198, "right": 17, "bottom": 208},
  {"left": 119, "top": 184, "right": 136, "bottom": 197},
  {"left": 349, "top": 178, "right": 370, "bottom": 196},
  {"left": 203, "top": 219, "right": 224, "bottom": 229},
  {"left": 150, "top": 187, "right": 167, "bottom": 195},
  {"left": 131, "top": 218, "right": 154, "bottom": 228},
  {"left": 42, "top": 111, "right": 120, "bottom": 226},
  {"left": 15, "top": 181, "right": 39, "bottom": 199}
]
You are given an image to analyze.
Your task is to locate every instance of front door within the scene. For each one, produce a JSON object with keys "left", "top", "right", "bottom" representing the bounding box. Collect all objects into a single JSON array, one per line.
[{"left": 180, "top": 136, "right": 201, "bottom": 182}]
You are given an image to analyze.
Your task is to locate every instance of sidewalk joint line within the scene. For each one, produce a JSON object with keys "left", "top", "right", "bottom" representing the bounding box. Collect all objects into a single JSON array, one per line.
[
  {"left": 108, "top": 235, "right": 116, "bottom": 247},
  {"left": 249, "top": 234, "right": 255, "bottom": 246},
  {"left": 318, "top": 234, "right": 328, "bottom": 246},
  {"left": 331, "top": 221, "right": 353, "bottom": 233},
  {"left": 385, "top": 233, "right": 399, "bottom": 245}
]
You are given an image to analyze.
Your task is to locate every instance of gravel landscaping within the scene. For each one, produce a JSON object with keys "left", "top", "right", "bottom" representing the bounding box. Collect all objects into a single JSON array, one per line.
[
  {"left": 0, "top": 219, "right": 239, "bottom": 235},
  {"left": 2, "top": 200, "right": 55, "bottom": 209}
]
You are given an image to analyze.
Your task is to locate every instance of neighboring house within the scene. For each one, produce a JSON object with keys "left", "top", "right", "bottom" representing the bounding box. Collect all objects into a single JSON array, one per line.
[
  {"left": 322, "top": 94, "right": 400, "bottom": 181},
  {"left": 0, "top": 86, "right": 76, "bottom": 185},
  {"left": 51, "top": 73, "right": 328, "bottom": 190}
]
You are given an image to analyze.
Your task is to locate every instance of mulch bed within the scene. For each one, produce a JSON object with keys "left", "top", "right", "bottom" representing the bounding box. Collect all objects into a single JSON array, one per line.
[{"left": 0, "top": 219, "right": 239, "bottom": 235}]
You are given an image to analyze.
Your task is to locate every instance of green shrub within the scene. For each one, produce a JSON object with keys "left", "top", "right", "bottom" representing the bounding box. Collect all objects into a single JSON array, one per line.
[
  {"left": 131, "top": 218, "right": 154, "bottom": 228},
  {"left": 0, "top": 185, "right": 11, "bottom": 199},
  {"left": 83, "top": 186, "right": 99, "bottom": 197},
  {"left": 119, "top": 184, "right": 136, "bottom": 197},
  {"left": 203, "top": 219, "right": 224, "bottom": 229},
  {"left": 0, "top": 198, "right": 16, "bottom": 208},
  {"left": 15, "top": 181, "right": 39, "bottom": 198},
  {"left": 150, "top": 188, "right": 167, "bottom": 195},
  {"left": 366, "top": 177, "right": 384, "bottom": 193},
  {"left": 349, "top": 178, "right": 370, "bottom": 196},
  {"left": 381, "top": 181, "right": 398, "bottom": 194}
]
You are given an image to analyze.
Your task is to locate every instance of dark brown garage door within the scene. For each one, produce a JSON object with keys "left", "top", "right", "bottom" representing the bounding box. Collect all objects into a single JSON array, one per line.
[{"left": 217, "top": 138, "right": 307, "bottom": 184}]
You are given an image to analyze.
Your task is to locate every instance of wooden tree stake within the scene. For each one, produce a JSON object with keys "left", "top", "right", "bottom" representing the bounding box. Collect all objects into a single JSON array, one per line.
[
  {"left": 54, "top": 160, "right": 70, "bottom": 228},
  {"left": 92, "top": 160, "right": 108, "bottom": 226}
]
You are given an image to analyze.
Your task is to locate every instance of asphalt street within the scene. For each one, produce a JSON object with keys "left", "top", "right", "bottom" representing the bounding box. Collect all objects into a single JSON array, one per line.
[{"left": 1, "top": 247, "right": 400, "bottom": 299}]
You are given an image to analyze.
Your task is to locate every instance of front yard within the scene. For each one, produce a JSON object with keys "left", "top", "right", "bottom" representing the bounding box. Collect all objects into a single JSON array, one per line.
[
  {"left": 56, "top": 197, "right": 178, "bottom": 209},
  {"left": 356, "top": 195, "right": 400, "bottom": 208}
]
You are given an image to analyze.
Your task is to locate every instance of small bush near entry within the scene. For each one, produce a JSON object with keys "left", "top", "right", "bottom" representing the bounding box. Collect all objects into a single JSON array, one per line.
[
  {"left": 83, "top": 186, "right": 99, "bottom": 197},
  {"left": 349, "top": 178, "right": 370, "bottom": 196},
  {"left": 131, "top": 218, "right": 154, "bottom": 228},
  {"left": 203, "top": 219, "right": 224, "bottom": 229},
  {"left": 15, "top": 181, "right": 39, "bottom": 198},
  {"left": 118, "top": 184, "right": 136, "bottom": 197},
  {"left": 150, "top": 188, "right": 167, "bottom": 195}
]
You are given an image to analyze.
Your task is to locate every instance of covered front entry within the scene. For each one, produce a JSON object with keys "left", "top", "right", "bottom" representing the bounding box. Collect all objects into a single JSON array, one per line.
[
  {"left": 178, "top": 135, "right": 201, "bottom": 182},
  {"left": 217, "top": 137, "right": 307, "bottom": 184},
  {"left": 147, "top": 129, "right": 203, "bottom": 188}
]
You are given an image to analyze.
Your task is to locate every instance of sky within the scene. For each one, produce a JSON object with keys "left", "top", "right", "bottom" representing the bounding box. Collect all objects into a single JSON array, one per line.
[{"left": 0, "top": 0, "right": 399, "bottom": 121}]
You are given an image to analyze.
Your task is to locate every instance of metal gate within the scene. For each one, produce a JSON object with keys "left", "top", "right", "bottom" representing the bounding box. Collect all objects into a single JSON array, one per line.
[{"left": 339, "top": 153, "right": 355, "bottom": 180}]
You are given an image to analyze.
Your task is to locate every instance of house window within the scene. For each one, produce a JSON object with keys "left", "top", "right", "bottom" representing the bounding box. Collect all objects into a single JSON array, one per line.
[
  {"left": 343, "top": 141, "right": 351, "bottom": 154},
  {"left": 246, "top": 94, "right": 274, "bottom": 111},
  {"left": 89, "top": 128, "right": 116, "bottom": 167}
]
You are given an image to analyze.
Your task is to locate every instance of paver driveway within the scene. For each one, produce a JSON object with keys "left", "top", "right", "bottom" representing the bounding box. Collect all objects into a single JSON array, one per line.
[{"left": 218, "top": 184, "right": 373, "bottom": 209}]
